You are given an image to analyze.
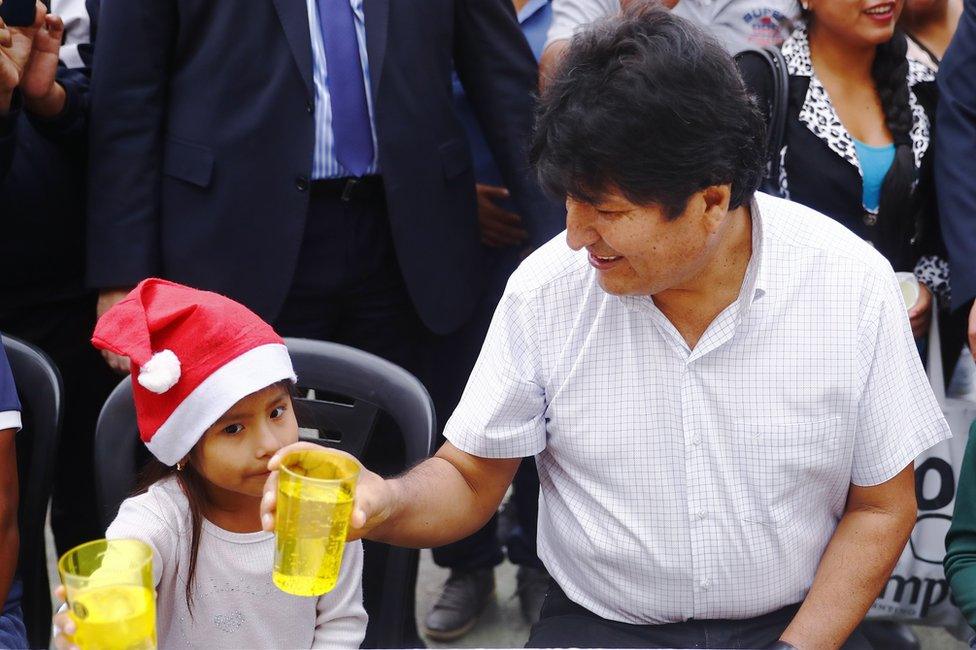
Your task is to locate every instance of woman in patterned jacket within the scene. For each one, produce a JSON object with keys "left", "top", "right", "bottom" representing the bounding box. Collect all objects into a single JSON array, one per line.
[{"left": 739, "top": 0, "right": 948, "bottom": 348}]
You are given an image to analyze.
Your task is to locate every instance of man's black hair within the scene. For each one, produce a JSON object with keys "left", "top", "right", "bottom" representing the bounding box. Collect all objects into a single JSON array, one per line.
[{"left": 531, "top": 3, "right": 767, "bottom": 219}]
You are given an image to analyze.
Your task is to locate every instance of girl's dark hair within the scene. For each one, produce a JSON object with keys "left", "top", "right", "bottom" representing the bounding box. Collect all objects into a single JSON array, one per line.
[
  {"left": 132, "top": 379, "right": 296, "bottom": 615},
  {"left": 531, "top": 3, "right": 767, "bottom": 218},
  {"left": 134, "top": 458, "right": 208, "bottom": 615}
]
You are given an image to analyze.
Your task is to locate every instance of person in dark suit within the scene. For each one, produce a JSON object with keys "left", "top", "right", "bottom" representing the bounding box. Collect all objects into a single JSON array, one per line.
[
  {"left": 87, "top": 0, "right": 560, "bottom": 645},
  {"left": 419, "top": 0, "right": 557, "bottom": 640},
  {"left": 1, "top": 0, "right": 118, "bottom": 557},
  {"left": 936, "top": 0, "right": 976, "bottom": 360}
]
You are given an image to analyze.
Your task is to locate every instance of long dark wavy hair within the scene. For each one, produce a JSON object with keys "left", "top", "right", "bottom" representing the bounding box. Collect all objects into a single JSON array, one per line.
[
  {"left": 870, "top": 29, "right": 922, "bottom": 265},
  {"left": 806, "top": 9, "right": 921, "bottom": 265}
]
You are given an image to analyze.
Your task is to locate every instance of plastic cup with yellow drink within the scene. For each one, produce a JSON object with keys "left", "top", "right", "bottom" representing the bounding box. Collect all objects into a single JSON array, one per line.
[
  {"left": 58, "top": 538, "right": 156, "bottom": 650},
  {"left": 273, "top": 448, "right": 360, "bottom": 596}
]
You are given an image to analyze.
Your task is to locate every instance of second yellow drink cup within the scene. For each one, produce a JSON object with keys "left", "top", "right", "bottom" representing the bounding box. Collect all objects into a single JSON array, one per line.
[
  {"left": 273, "top": 448, "right": 360, "bottom": 596},
  {"left": 58, "top": 538, "right": 156, "bottom": 650}
]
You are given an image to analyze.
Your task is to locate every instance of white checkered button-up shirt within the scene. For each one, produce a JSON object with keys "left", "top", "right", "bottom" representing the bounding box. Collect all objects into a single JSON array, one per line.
[{"left": 444, "top": 192, "right": 950, "bottom": 624}]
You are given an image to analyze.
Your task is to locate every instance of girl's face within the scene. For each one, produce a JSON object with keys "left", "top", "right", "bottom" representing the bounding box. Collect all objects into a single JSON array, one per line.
[
  {"left": 808, "top": 1, "right": 904, "bottom": 47},
  {"left": 190, "top": 383, "right": 299, "bottom": 499}
]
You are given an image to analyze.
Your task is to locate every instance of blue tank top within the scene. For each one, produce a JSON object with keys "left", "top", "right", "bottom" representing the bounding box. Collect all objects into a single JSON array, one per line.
[{"left": 854, "top": 140, "right": 896, "bottom": 212}]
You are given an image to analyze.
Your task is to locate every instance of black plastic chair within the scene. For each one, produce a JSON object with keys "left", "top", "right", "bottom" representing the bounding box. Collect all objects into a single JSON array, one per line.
[
  {"left": 94, "top": 338, "right": 435, "bottom": 648},
  {"left": 3, "top": 334, "right": 63, "bottom": 650}
]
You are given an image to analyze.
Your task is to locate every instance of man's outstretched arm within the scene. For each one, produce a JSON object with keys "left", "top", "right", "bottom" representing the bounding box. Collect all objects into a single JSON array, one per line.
[{"left": 262, "top": 441, "right": 520, "bottom": 549}]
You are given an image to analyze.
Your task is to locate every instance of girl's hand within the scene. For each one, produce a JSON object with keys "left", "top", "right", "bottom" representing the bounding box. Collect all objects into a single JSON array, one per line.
[
  {"left": 52, "top": 585, "right": 79, "bottom": 650},
  {"left": 909, "top": 283, "right": 933, "bottom": 339},
  {"left": 261, "top": 442, "right": 397, "bottom": 541}
]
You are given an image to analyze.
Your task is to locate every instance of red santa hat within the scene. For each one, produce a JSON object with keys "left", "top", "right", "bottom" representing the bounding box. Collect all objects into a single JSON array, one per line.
[{"left": 92, "top": 279, "right": 297, "bottom": 466}]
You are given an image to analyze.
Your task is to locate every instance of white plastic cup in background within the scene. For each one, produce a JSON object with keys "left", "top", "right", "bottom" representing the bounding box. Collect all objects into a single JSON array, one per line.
[{"left": 896, "top": 272, "right": 920, "bottom": 310}]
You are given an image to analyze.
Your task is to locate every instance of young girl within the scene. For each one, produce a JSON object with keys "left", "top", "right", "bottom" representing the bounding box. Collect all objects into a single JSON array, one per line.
[{"left": 53, "top": 279, "right": 367, "bottom": 649}]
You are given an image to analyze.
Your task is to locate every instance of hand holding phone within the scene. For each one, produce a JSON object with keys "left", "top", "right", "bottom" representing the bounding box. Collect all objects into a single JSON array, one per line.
[
  {"left": 0, "top": 0, "right": 37, "bottom": 28},
  {"left": 0, "top": 0, "right": 44, "bottom": 111}
]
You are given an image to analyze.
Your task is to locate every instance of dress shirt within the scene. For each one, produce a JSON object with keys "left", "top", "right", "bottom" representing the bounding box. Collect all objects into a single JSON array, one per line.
[
  {"left": 306, "top": 0, "right": 381, "bottom": 179},
  {"left": 444, "top": 192, "right": 949, "bottom": 624},
  {"left": 53, "top": 0, "right": 94, "bottom": 69},
  {"left": 546, "top": 0, "right": 799, "bottom": 53}
]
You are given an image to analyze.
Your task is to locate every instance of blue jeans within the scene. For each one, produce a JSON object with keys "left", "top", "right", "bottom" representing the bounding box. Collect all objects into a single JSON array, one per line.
[{"left": 0, "top": 577, "right": 28, "bottom": 650}]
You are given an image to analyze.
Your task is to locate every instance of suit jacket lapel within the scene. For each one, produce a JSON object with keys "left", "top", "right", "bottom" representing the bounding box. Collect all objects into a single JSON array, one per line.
[
  {"left": 364, "top": 0, "right": 389, "bottom": 98},
  {"left": 271, "top": 0, "right": 315, "bottom": 99}
]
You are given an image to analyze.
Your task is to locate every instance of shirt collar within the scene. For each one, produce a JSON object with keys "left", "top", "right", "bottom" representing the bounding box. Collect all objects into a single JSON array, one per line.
[
  {"left": 739, "top": 194, "right": 768, "bottom": 312},
  {"left": 781, "top": 24, "right": 813, "bottom": 77},
  {"left": 517, "top": 0, "right": 549, "bottom": 24}
]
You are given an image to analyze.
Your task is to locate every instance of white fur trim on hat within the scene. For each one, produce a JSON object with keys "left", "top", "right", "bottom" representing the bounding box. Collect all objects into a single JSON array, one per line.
[
  {"left": 138, "top": 349, "right": 181, "bottom": 394},
  {"left": 145, "top": 343, "right": 297, "bottom": 465}
]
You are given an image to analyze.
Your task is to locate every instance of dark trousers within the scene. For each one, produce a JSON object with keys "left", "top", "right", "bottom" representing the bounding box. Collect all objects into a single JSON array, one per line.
[
  {"left": 528, "top": 584, "right": 872, "bottom": 649},
  {"left": 273, "top": 179, "right": 424, "bottom": 648},
  {"left": 0, "top": 292, "right": 119, "bottom": 555},
  {"left": 943, "top": 299, "right": 974, "bottom": 384},
  {"left": 424, "top": 247, "right": 543, "bottom": 572}
]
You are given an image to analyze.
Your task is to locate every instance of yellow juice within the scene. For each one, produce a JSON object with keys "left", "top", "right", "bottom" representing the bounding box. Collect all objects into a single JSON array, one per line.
[
  {"left": 69, "top": 584, "right": 156, "bottom": 650},
  {"left": 273, "top": 479, "right": 354, "bottom": 596}
]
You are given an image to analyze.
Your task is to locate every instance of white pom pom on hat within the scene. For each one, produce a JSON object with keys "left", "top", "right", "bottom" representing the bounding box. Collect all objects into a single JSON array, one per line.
[{"left": 137, "top": 349, "right": 182, "bottom": 394}]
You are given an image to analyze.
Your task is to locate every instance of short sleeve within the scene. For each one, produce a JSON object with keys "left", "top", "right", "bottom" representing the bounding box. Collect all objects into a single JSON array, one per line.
[
  {"left": 0, "top": 340, "right": 22, "bottom": 432},
  {"left": 546, "top": 0, "right": 618, "bottom": 48},
  {"left": 851, "top": 269, "right": 950, "bottom": 486},
  {"left": 443, "top": 289, "right": 548, "bottom": 458},
  {"left": 106, "top": 490, "right": 182, "bottom": 588}
]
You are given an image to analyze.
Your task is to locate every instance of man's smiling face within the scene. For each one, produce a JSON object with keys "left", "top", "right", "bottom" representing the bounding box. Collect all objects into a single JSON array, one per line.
[{"left": 564, "top": 189, "right": 722, "bottom": 297}]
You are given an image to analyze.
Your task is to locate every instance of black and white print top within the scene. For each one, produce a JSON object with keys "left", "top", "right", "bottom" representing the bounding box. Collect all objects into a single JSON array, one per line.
[{"left": 741, "top": 25, "right": 950, "bottom": 305}]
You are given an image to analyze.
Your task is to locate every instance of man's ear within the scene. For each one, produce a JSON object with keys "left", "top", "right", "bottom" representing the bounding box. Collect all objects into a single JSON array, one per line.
[{"left": 700, "top": 185, "right": 732, "bottom": 232}]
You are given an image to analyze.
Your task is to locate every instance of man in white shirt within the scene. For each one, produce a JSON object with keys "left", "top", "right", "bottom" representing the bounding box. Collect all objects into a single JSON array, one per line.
[
  {"left": 541, "top": 0, "right": 799, "bottom": 85},
  {"left": 263, "top": 7, "right": 948, "bottom": 648}
]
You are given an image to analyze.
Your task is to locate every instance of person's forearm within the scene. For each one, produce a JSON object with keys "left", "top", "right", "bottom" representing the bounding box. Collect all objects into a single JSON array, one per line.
[
  {"left": 369, "top": 455, "right": 515, "bottom": 548},
  {"left": 0, "top": 515, "right": 18, "bottom": 609},
  {"left": 780, "top": 507, "right": 915, "bottom": 649}
]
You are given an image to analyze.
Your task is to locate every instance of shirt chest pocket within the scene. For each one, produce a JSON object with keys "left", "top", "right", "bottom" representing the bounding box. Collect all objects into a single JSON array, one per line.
[{"left": 731, "top": 416, "right": 846, "bottom": 525}]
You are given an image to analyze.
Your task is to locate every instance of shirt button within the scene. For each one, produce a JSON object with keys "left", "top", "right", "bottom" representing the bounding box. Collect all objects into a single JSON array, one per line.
[
  {"left": 295, "top": 175, "right": 309, "bottom": 192},
  {"left": 700, "top": 577, "right": 712, "bottom": 590},
  {"left": 692, "top": 435, "right": 702, "bottom": 446},
  {"left": 306, "top": 101, "right": 314, "bottom": 114},
  {"left": 697, "top": 509, "right": 707, "bottom": 521}
]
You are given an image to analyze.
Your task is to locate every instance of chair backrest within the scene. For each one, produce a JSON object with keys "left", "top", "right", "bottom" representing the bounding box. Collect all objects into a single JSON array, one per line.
[
  {"left": 94, "top": 339, "right": 435, "bottom": 647},
  {"left": 3, "top": 334, "right": 63, "bottom": 650}
]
